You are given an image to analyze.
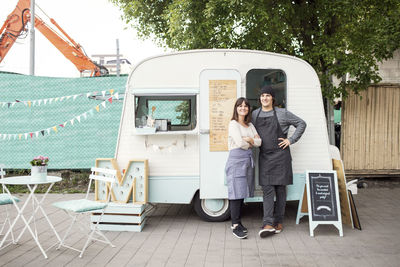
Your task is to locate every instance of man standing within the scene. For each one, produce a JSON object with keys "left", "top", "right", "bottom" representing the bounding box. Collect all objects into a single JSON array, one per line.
[{"left": 252, "top": 85, "right": 306, "bottom": 237}]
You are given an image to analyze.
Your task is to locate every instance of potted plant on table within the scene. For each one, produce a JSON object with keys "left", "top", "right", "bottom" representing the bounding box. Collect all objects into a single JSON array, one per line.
[{"left": 30, "top": 156, "right": 49, "bottom": 182}]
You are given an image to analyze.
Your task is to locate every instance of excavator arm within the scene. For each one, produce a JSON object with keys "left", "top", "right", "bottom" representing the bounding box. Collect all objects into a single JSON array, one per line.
[
  {"left": 34, "top": 16, "right": 108, "bottom": 77},
  {"left": 1, "top": 0, "right": 108, "bottom": 77},
  {"left": 0, "top": 0, "right": 30, "bottom": 63}
]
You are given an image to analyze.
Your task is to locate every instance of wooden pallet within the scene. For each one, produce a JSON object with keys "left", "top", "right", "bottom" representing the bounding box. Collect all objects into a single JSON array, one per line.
[{"left": 90, "top": 202, "right": 146, "bottom": 232}]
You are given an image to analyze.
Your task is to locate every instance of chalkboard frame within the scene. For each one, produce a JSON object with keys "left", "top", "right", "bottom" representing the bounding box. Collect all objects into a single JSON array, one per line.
[{"left": 306, "top": 170, "right": 343, "bottom": 237}]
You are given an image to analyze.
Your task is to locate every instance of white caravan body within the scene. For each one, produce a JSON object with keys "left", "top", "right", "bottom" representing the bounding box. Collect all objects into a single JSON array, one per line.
[{"left": 115, "top": 49, "right": 333, "bottom": 220}]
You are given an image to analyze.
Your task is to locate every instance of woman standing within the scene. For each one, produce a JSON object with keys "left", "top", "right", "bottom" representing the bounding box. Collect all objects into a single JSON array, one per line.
[
  {"left": 225, "top": 97, "right": 261, "bottom": 239},
  {"left": 252, "top": 85, "right": 306, "bottom": 237}
]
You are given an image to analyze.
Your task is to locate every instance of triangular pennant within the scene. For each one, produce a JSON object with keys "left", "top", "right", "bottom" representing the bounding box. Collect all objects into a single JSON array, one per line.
[
  {"left": 59, "top": 124, "right": 64, "bottom": 128},
  {"left": 55, "top": 97, "right": 59, "bottom": 102},
  {"left": 28, "top": 101, "right": 31, "bottom": 107},
  {"left": 101, "top": 90, "right": 106, "bottom": 97},
  {"left": 0, "top": 134, "right": 2, "bottom": 139},
  {"left": 95, "top": 105, "right": 100, "bottom": 112},
  {"left": 11, "top": 102, "right": 16, "bottom": 107},
  {"left": 60, "top": 96, "right": 65, "bottom": 102},
  {"left": 70, "top": 118, "right": 75, "bottom": 125},
  {"left": 66, "top": 95, "right": 72, "bottom": 100},
  {"left": 38, "top": 99, "right": 42, "bottom": 106},
  {"left": 52, "top": 126, "right": 58, "bottom": 133},
  {"left": 44, "top": 99, "right": 48, "bottom": 105},
  {"left": 73, "top": 94, "right": 78, "bottom": 100},
  {"left": 15, "top": 99, "right": 21, "bottom": 103},
  {"left": 115, "top": 92, "right": 119, "bottom": 100},
  {"left": 40, "top": 130, "right": 45, "bottom": 136},
  {"left": 24, "top": 133, "right": 28, "bottom": 140},
  {"left": 46, "top": 128, "right": 51, "bottom": 135},
  {"left": 3, "top": 134, "right": 6, "bottom": 140},
  {"left": 76, "top": 115, "right": 81, "bottom": 123},
  {"left": 101, "top": 101, "right": 106, "bottom": 108},
  {"left": 32, "top": 100, "right": 36, "bottom": 106},
  {"left": 63, "top": 121, "right": 68, "bottom": 127},
  {"left": 2, "top": 102, "right": 7, "bottom": 107},
  {"left": 35, "top": 131, "right": 39, "bottom": 138},
  {"left": 109, "top": 89, "right": 114, "bottom": 95},
  {"left": 108, "top": 97, "right": 112, "bottom": 104},
  {"left": 7, "top": 103, "right": 11, "bottom": 108},
  {"left": 13, "top": 134, "right": 17, "bottom": 140},
  {"left": 86, "top": 92, "right": 91, "bottom": 98},
  {"left": 82, "top": 112, "right": 87, "bottom": 119},
  {"left": 29, "top": 133, "right": 33, "bottom": 139},
  {"left": 8, "top": 134, "right": 11, "bottom": 140},
  {"left": 49, "top": 98, "right": 54, "bottom": 104},
  {"left": 19, "top": 134, "right": 22, "bottom": 140}
]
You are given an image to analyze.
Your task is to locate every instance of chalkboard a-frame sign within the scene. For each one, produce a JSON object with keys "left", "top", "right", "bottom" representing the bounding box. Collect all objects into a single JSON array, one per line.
[{"left": 306, "top": 171, "right": 343, "bottom": 237}]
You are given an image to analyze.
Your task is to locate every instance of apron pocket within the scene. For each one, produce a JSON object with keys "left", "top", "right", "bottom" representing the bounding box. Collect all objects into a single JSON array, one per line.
[{"left": 234, "top": 163, "right": 249, "bottom": 177}]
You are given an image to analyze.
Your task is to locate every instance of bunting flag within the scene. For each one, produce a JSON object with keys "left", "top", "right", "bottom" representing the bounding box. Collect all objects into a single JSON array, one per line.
[
  {"left": 0, "top": 89, "right": 122, "bottom": 109},
  {"left": 0, "top": 98, "right": 113, "bottom": 141}
]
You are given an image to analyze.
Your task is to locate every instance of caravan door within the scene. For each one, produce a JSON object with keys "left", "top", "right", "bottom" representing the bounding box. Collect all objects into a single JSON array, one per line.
[{"left": 199, "top": 69, "right": 241, "bottom": 199}]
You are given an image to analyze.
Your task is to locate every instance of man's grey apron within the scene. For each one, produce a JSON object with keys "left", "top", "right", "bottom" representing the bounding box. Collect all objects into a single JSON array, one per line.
[
  {"left": 225, "top": 148, "right": 255, "bottom": 200},
  {"left": 255, "top": 108, "right": 293, "bottom": 185}
]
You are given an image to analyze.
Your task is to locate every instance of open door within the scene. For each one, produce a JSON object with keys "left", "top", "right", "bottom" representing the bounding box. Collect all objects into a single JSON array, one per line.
[{"left": 199, "top": 69, "right": 241, "bottom": 199}]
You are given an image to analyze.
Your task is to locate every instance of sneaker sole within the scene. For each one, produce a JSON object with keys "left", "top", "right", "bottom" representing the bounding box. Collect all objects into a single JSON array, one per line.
[
  {"left": 274, "top": 229, "right": 282, "bottom": 234},
  {"left": 232, "top": 232, "right": 248, "bottom": 239},
  {"left": 258, "top": 229, "right": 275, "bottom": 238}
]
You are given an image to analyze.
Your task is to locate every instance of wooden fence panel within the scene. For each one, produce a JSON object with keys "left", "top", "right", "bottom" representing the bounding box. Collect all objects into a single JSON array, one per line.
[{"left": 341, "top": 85, "right": 400, "bottom": 176}]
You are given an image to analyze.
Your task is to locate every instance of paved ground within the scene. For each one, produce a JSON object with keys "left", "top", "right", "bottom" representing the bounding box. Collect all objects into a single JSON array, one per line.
[{"left": 1, "top": 186, "right": 400, "bottom": 267}]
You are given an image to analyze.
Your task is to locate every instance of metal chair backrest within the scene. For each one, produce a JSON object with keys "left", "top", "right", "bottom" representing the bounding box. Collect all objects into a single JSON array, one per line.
[
  {"left": 86, "top": 167, "right": 117, "bottom": 200},
  {"left": 0, "top": 165, "right": 5, "bottom": 193}
]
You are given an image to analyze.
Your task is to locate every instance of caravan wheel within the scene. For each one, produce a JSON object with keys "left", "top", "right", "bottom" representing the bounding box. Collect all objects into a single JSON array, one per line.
[{"left": 193, "top": 192, "right": 230, "bottom": 222}]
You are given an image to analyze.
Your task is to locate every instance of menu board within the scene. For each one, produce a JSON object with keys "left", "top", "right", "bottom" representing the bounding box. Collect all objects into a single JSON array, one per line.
[
  {"left": 308, "top": 172, "right": 338, "bottom": 221},
  {"left": 209, "top": 80, "right": 237, "bottom": 151}
]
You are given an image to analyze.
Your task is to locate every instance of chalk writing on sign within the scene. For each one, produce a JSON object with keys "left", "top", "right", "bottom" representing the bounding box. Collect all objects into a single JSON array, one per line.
[
  {"left": 209, "top": 80, "right": 237, "bottom": 151},
  {"left": 309, "top": 173, "right": 338, "bottom": 221}
]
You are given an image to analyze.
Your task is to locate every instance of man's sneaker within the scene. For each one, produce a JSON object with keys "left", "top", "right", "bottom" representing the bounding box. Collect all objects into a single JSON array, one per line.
[
  {"left": 258, "top": 224, "right": 275, "bottom": 238},
  {"left": 231, "top": 222, "right": 248, "bottom": 233},
  {"left": 274, "top": 223, "right": 283, "bottom": 234},
  {"left": 232, "top": 224, "right": 248, "bottom": 239}
]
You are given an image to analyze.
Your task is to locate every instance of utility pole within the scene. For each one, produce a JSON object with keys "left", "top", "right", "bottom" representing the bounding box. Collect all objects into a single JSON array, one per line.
[
  {"left": 29, "top": 0, "right": 35, "bottom": 75},
  {"left": 116, "top": 39, "right": 120, "bottom": 77}
]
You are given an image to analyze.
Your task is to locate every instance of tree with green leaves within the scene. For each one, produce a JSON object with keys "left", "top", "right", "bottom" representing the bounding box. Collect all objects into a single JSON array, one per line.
[
  {"left": 175, "top": 100, "right": 190, "bottom": 125},
  {"left": 111, "top": 0, "right": 400, "bottom": 100}
]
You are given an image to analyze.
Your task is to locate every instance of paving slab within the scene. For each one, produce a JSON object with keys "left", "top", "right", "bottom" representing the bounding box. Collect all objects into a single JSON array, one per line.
[{"left": 1, "top": 187, "right": 400, "bottom": 266}]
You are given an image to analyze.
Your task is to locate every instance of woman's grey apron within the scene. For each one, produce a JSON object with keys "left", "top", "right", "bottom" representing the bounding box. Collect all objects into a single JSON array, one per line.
[
  {"left": 255, "top": 108, "right": 293, "bottom": 185},
  {"left": 225, "top": 148, "right": 255, "bottom": 200}
]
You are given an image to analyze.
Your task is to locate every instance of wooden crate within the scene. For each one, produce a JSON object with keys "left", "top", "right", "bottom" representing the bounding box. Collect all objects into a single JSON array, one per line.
[{"left": 91, "top": 203, "right": 146, "bottom": 232}]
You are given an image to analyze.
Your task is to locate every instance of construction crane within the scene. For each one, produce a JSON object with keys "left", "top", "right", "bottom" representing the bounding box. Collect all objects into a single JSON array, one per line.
[{"left": 0, "top": 0, "right": 108, "bottom": 77}]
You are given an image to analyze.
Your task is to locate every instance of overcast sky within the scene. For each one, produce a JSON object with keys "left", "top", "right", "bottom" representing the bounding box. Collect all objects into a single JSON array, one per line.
[{"left": 0, "top": 0, "right": 167, "bottom": 77}]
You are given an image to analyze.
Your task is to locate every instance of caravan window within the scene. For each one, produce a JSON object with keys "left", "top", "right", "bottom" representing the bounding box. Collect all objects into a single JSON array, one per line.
[
  {"left": 135, "top": 95, "right": 197, "bottom": 131},
  {"left": 245, "top": 69, "right": 287, "bottom": 110}
]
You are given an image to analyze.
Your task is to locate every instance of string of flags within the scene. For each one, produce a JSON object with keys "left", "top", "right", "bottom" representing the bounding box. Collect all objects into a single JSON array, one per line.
[
  {"left": 0, "top": 96, "right": 115, "bottom": 141},
  {"left": 0, "top": 89, "right": 120, "bottom": 108}
]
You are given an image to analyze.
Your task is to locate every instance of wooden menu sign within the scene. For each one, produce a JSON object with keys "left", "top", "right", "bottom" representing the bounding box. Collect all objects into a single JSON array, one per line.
[
  {"left": 332, "top": 159, "right": 353, "bottom": 228},
  {"left": 209, "top": 80, "right": 237, "bottom": 151}
]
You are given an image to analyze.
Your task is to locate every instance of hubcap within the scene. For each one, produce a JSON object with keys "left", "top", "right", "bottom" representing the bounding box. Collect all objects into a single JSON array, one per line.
[{"left": 200, "top": 198, "right": 229, "bottom": 217}]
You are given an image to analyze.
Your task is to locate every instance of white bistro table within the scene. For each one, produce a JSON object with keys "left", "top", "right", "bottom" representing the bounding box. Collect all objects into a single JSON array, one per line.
[{"left": 0, "top": 176, "right": 62, "bottom": 258}]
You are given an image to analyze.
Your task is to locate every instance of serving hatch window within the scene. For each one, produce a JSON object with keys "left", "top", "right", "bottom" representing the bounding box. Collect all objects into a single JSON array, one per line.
[{"left": 135, "top": 95, "right": 197, "bottom": 131}]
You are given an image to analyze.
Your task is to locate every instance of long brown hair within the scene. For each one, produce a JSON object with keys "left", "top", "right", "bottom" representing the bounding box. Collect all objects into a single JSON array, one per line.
[{"left": 231, "top": 97, "right": 252, "bottom": 125}]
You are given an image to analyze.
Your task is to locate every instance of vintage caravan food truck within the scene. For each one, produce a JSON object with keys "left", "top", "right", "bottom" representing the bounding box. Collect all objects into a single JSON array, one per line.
[{"left": 113, "top": 49, "right": 334, "bottom": 221}]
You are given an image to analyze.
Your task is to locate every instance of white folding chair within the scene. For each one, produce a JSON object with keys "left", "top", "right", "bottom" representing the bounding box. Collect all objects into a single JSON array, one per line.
[
  {"left": 52, "top": 167, "right": 117, "bottom": 257},
  {"left": 0, "top": 165, "right": 20, "bottom": 248}
]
